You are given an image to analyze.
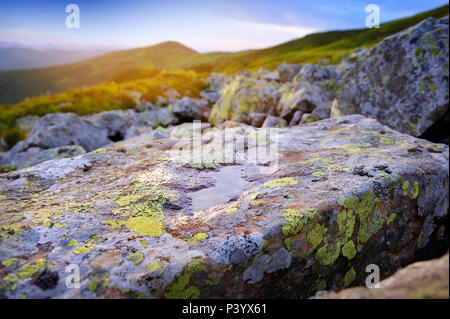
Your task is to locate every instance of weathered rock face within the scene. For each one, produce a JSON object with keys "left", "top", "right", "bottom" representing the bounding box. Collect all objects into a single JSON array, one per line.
[
  {"left": 0, "top": 115, "right": 447, "bottom": 299},
  {"left": 335, "top": 15, "right": 449, "bottom": 139},
  {"left": 171, "top": 97, "right": 210, "bottom": 121},
  {"left": 278, "top": 81, "right": 334, "bottom": 122},
  {"left": 0, "top": 146, "right": 86, "bottom": 171},
  {"left": 84, "top": 110, "right": 137, "bottom": 142},
  {"left": 19, "top": 113, "right": 111, "bottom": 153},
  {"left": 278, "top": 63, "right": 301, "bottom": 82},
  {"left": 208, "top": 76, "right": 281, "bottom": 125},
  {"left": 318, "top": 253, "right": 449, "bottom": 299},
  {"left": 0, "top": 114, "right": 112, "bottom": 170}
]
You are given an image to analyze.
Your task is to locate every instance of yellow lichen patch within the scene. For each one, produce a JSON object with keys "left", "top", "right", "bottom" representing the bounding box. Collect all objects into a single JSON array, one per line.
[
  {"left": 1, "top": 257, "right": 19, "bottom": 267},
  {"left": 146, "top": 260, "right": 163, "bottom": 272},
  {"left": 0, "top": 225, "right": 25, "bottom": 240},
  {"left": 66, "top": 239, "right": 78, "bottom": 248},
  {"left": 188, "top": 233, "right": 208, "bottom": 244},
  {"left": 125, "top": 216, "right": 164, "bottom": 237},
  {"left": 72, "top": 235, "right": 101, "bottom": 255},
  {"left": 262, "top": 177, "right": 298, "bottom": 189},
  {"left": 17, "top": 258, "right": 48, "bottom": 278},
  {"left": 139, "top": 239, "right": 147, "bottom": 248},
  {"left": 164, "top": 257, "right": 205, "bottom": 299},
  {"left": 128, "top": 252, "right": 144, "bottom": 265},
  {"left": 104, "top": 219, "right": 124, "bottom": 230},
  {"left": 312, "top": 171, "right": 325, "bottom": 177}
]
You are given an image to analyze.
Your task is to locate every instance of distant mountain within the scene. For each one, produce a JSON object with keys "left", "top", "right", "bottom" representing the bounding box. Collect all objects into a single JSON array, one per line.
[
  {"left": 0, "top": 41, "right": 198, "bottom": 103},
  {"left": 0, "top": 5, "right": 447, "bottom": 104},
  {"left": 0, "top": 47, "right": 110, "bottom": 70}
]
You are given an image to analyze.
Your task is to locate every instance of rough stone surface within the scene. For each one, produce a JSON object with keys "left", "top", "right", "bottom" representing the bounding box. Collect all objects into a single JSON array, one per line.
[
  {"left": 208, "top": 76, "right": 281, "bottom": 125},
  {"left": 171, "top": 97, "right": 210, "bottom": 121},
  {"left": 335, "top": 15, "right": 449, "bottom": 138},
  {"left": 15, "top": 113, "right": 110, "bottom": 152},
  {"left": 0, "top": 115, "right": 448, "bottom": 299},
  {"left": 278, "top": 63, "right": 301, "bottom": 82},
  {"left": 318, "top": 253, "right": 449, "bottom": 299},
  {"left": 0, "top": 145, "right": 86, "bottom": 170},
  {"left": 84, "top": 110, "right": 137, "bottom": 142}
]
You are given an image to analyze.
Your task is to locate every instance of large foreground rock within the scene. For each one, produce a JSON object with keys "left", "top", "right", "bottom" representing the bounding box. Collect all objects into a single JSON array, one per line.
[
  {"left": 319, "top": 253, "right": 449, "bottom": 299},
  {"left": 0, "top": 115, "right": 448, "bottom": 299},
  {"left": 334, "top": 15, "right": 449, "bottom": 138}
]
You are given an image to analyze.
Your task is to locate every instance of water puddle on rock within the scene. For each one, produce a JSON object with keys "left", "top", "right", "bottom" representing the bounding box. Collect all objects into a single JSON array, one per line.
[{"left": 190, "top": 165, "right": 250, "bottom": 212}]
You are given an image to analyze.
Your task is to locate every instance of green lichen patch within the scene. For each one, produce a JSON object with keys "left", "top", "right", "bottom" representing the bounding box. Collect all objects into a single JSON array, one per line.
[
  {"left": 164, "top": 257, "right": 205, "bottom": 299},
  {"left": 344, "top": 267, "right": 356, "bottom": 287},
  {"left": 146, "top": 260, "right": 164, "bottom": 272},
  {"left": 125, "top": 216, "right": 164, "bottom": 237},
  {"left": 342, "top": 241, "right": 356, "bottom": 260},
  {"left": 128, "top": 252, "right": 144, "bottom": 265},
  {"left": 72, "top": 235, "right": 101, "bottom": 255},
  {"left": 338, "top": 191, "right": 384, "bottom": 244},
  {"left": 263, "top": 177, "right": 298, "bottom": 189},
  {"left": 1, "top": 257, "right": 19, "bottom": 267},
  {"left": 17, "top": 258, "right": 49, "bottom": 279}
]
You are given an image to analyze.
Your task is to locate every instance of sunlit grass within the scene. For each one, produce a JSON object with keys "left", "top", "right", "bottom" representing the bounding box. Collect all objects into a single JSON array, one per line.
[{"left": 0, "top": 70, "right": 207, "bottom": 147}]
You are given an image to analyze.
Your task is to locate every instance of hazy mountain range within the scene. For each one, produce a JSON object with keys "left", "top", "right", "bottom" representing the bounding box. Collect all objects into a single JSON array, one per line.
[{"left": 0, "top": 46, "right": 110, "bottom": 70}]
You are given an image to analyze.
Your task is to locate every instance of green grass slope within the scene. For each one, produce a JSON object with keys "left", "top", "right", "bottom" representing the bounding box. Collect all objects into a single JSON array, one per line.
[{"left": 178, "top": 4, "right": 449, "bottom": 73}]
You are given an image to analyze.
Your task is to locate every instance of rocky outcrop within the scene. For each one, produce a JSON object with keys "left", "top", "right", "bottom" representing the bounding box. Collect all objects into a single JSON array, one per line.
[
  {"left": 84, "top": 110, "right": 137, "bottom": 142},
  {"left": 171, "top": 97, "right": 210, "bottom": 121},
  {"left": 0, "top": 114, "right": 111, "bottom": 170},
  {"left": 208, "top": 76, "right": 281, "bottom": 125},
  {"left": 318, "top": 253, "right": 449, "bottom": 299},
  {"left": 278, "top": 63, "right": 301, "bottom": 82},
  {"left": 334, "top": 15, "right": 449, "bottom": 140},
  {"left": 0, "top": 115, "right": 447, "bottom": 299}
]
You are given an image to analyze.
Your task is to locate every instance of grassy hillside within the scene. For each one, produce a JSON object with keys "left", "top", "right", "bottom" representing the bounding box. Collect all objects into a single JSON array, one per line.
[
  {"left": 0, "top": 70, "right": 207, "bottom": 147},
  {"left": 0, "top": 41, "right": 198, "bottom": 104},
  {"left": 178, "top": 4, "right": 449, "bottom": 73}
]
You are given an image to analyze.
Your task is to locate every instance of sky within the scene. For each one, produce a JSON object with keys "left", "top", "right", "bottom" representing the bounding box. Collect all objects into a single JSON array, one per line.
[{"left": 0, "top": 0, "right": 448, "bottom": 52}]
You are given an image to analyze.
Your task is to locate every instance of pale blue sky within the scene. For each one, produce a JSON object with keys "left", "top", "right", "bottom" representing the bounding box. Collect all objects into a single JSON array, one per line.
[{"left": 0, "top": 0, "right": 448, "bottom": 52}]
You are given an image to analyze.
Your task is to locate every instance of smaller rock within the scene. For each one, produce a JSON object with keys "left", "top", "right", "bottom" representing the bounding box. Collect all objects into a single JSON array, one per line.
[
  {"left": 278, "top": 63, "right": 301, "bottom": 82},
  {"left": 171, "top": 97, "right": 210, "bottom": 121},
  {"left": 262, "top": 116, "right": 287, "bottom": 128},
  {"left": 319, "top": 253, "right": 449, "bottom": 299},
  {"left": 288, "top": 110, "right": 303, "bottom": 126},
  {"left": 300, "top": 113, "right": 320, "bottom": 124},
  {"left": 248, "top": 113, "right": 267, "bottom": 127}
]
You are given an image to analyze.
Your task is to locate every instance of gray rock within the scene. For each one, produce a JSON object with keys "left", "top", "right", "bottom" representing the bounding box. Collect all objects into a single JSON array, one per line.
[
  {"left": 248, "top": 113, "right": 267, "bottom": 127},
  {"left": 288, "top": 110, "right": 303, "bottom": 126},
  {"left": 278, "top": 63, "right": 301, "bottom": 82},
  {"left": 1, "top": 145, "right": 86, "bottom": 170},
  {"left": 0, "top": 115, "right": 447, "bottom": 299},
  {"left": 335, "top": 15, "right": 449, "bottom": 138},
  {"left": 24, "top": 113, "right": 111, "bottom": 152},
  {"left": 278, "top": 81, "right": 334, "bottom": 121},
  {"left": 262, "top": 115, "right": 287, "bottom": 128},
  {"left": 171, "top": 97, "right": 210, "bottom": 121},
  {"left": 209, "top": 76, "right": 281, "bottom": 125},
  {"left": 84, "top": 110, "right": 137, "bottom": 142}
]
